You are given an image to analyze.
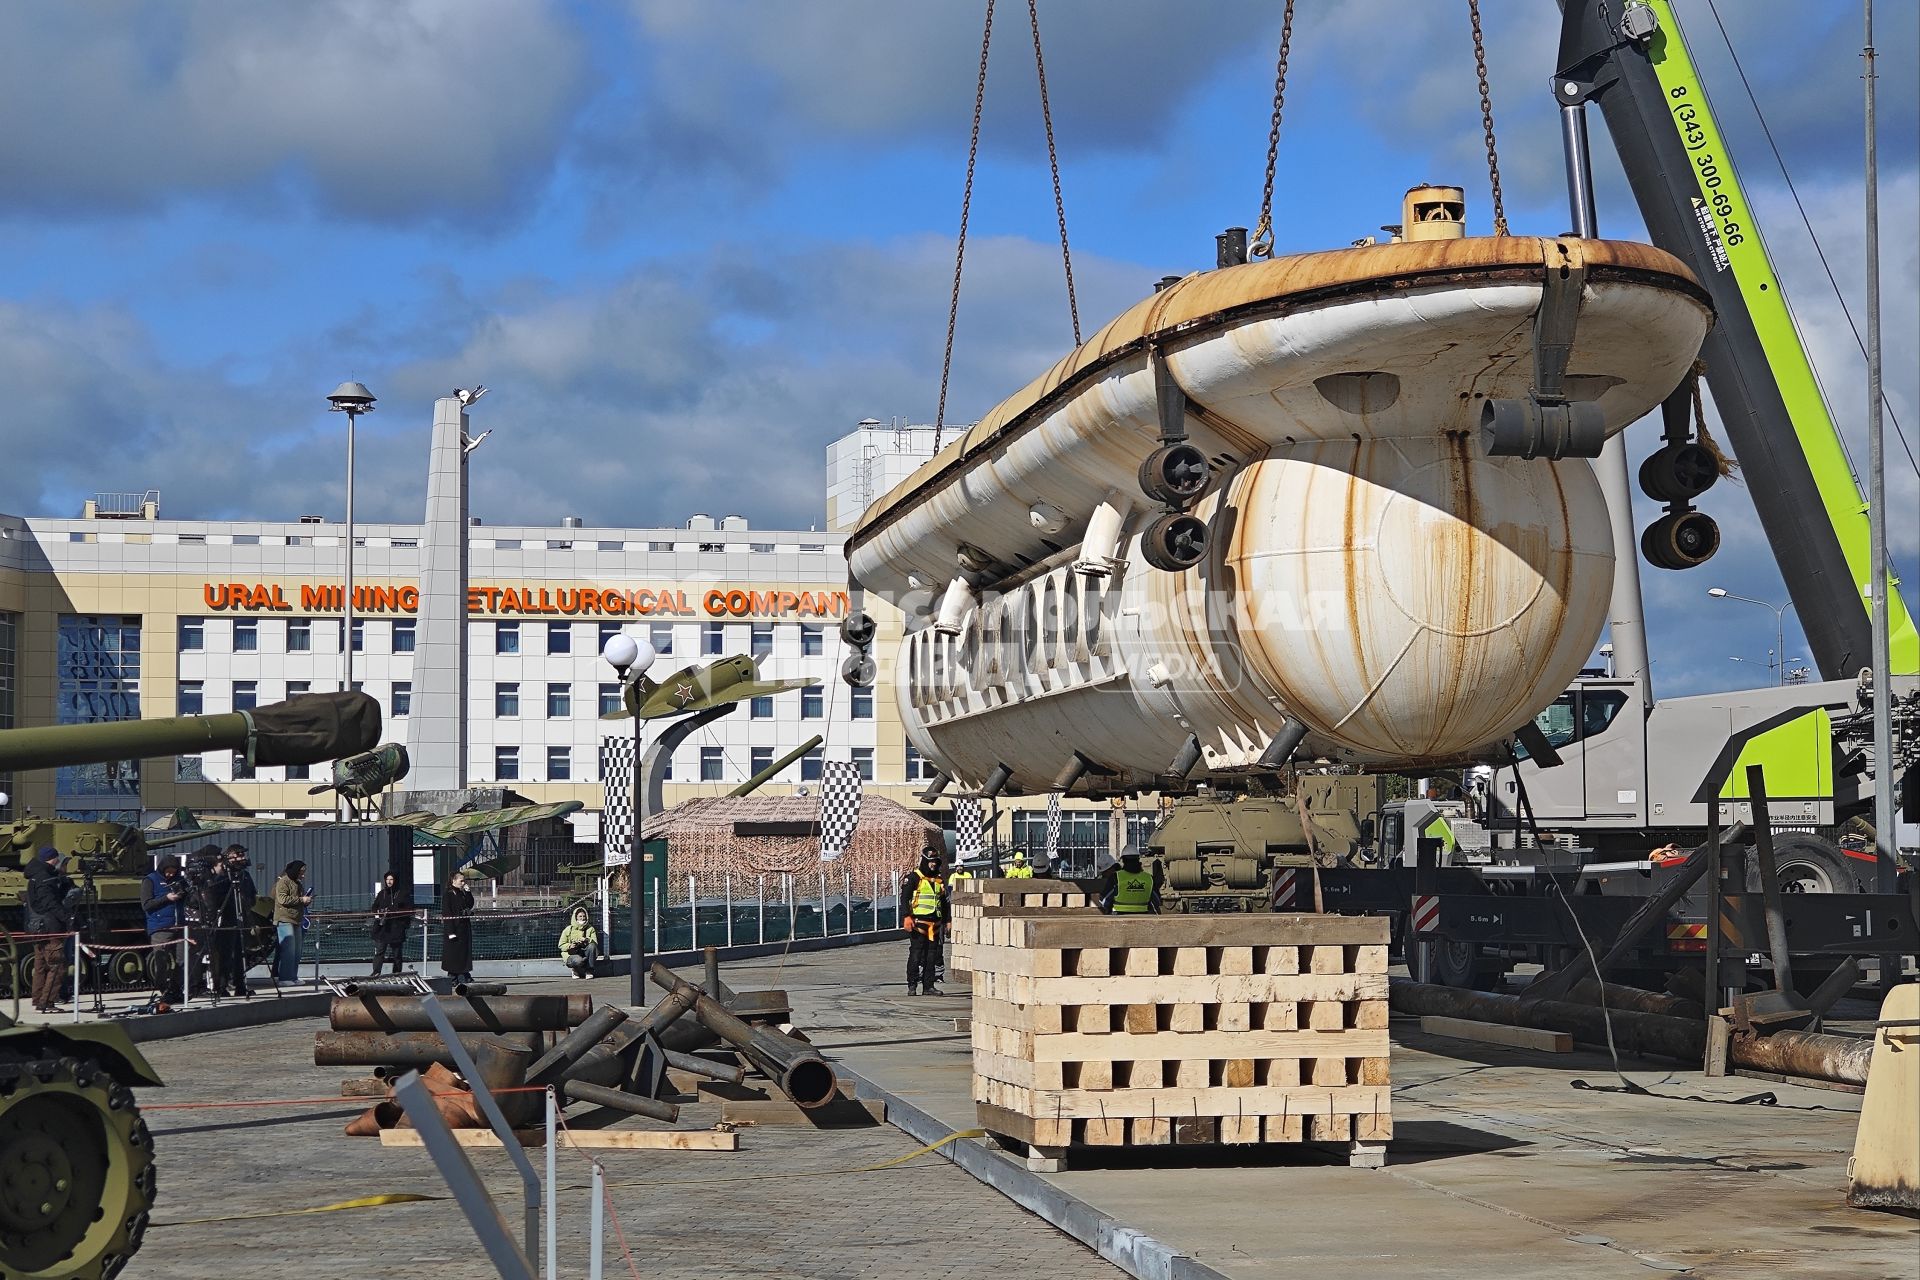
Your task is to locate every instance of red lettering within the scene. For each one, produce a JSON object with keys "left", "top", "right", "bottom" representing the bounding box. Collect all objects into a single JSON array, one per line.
[
  {"left": 398, "top": 586, "right": 419, "bottom": 611},
  {"left": 204, "top": 583, "right": 229, "bottom": 609},
  {"left": 604, "top": 592, "right": 627, "bottom": 615},
  {"left": 270, "top": 585, "right": 290, "bottom": 610},
  {"left": 634, "top": 589, "right": 655, "bottom": 615},
  {"left": 725, "top": 589, "right": 749, "bottom": 616},
  {"left": 704, "top": 589, "right": 727, "bottom": 615},
  {"left": 579, "top": 588, "right": 602, "bottom": 614}
]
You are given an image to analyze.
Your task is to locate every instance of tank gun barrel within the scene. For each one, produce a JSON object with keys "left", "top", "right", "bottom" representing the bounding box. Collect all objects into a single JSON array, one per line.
[{"left": 0, "top": 691, "right": 380, "bottom": 774}]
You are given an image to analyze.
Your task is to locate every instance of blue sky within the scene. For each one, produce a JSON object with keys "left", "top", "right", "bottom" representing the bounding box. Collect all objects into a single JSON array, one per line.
[{"left": 0, "top": 0, "right": 1913, "bottom": 699}]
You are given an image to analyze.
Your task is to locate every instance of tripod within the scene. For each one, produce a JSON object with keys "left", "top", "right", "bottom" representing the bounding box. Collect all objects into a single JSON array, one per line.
[{"left": 69, "top": 867, "right": 110, "bottom": 1018}]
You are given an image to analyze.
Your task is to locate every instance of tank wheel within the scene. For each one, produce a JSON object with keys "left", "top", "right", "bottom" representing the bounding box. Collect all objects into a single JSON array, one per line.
[
  {"left": 104, "top": 951, "right": 148, "bottom": 991},
  {"left": 0, "top": 1056, "right": 154, "bottom": 1280}
]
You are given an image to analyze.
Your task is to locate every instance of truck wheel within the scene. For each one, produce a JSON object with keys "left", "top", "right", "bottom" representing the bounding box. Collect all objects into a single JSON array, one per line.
[
  {"left": 1763, "top": 832, "right": 1867, "bottom": 895},
  {"left": 1416, "top": 937, "right": 1482, "bottom": 989}
]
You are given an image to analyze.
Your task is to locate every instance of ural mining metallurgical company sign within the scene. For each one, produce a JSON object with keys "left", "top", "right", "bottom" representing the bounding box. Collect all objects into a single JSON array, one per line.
[{"left": 200, "top": 581, "right": 851, "bottom": 619}]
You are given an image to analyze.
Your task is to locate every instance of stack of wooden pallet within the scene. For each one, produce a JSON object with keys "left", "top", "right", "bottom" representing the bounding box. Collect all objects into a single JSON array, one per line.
[
  {"left": 948, "top": 877, "right": 1090, "bottom": 978},
  {"left": 969, "top": 913, "right": 1391, "bottom": 1169}
]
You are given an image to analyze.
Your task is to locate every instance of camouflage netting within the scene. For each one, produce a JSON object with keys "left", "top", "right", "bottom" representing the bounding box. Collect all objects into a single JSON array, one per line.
[{"left": 632, "top": 795, "right": 940, "bottom": 904}]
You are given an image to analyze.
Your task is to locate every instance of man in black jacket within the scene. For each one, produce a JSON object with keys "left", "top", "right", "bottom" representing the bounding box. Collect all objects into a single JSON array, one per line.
[
  {"left": 23, "top": 847, "right": 76, "bottom": 1013},
  {"left": 207, "top": 844, "right": 259, "bottom": 997}
]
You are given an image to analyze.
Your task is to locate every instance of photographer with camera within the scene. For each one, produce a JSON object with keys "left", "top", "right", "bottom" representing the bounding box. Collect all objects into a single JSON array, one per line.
[
  {"left": 142, "top": 852, "right": 199, "bottom": 1003},
  {"left": 23, "top": 847, "right": 76, "bottom": 1014},
  {"left": 208, "top": 844, "right": 259, "bottom": 997}
]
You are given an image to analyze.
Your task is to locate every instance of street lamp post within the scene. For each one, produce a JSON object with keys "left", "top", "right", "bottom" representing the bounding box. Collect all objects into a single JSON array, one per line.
[
  {"left": 1707, "top": 588, "right": 1796, "bottom": 686},
  {"left": 327, "top": 382, "right": 377, "bottom": 692},
  {"left": 602, "top": 632, "right": 657, "bottom": 1006}
]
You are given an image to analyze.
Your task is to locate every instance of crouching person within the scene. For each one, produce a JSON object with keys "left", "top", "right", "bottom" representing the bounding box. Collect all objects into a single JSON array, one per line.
[{"left": 558, "top": 906, "right": 599, "bottom": 979}]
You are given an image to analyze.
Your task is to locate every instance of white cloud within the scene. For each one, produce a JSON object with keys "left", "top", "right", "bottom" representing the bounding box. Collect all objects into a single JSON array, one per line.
[{"left": 0, "top": 0, "right": 587, "bottom": 222}]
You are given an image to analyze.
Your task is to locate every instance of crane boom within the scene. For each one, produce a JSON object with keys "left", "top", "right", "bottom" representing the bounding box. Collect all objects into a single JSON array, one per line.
[{"left": 1556, "top": 0, "right": 1916, "bottom": 681}]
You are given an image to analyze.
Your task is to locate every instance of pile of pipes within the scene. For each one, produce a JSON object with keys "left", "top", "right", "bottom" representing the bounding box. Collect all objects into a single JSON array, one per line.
[{"left": 321, "top": 965, "right": 840, "bottom": 1135}]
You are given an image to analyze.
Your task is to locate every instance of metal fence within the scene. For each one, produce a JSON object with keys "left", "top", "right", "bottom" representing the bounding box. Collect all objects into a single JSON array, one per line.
[{"left": 301, "top": 868, "right": 907, "bottom": 968}]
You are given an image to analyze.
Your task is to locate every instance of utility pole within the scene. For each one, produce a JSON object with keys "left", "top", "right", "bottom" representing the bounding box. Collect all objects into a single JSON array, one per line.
[{"left": 1863, "top": 0, "right": 1896, "bottom": 891}]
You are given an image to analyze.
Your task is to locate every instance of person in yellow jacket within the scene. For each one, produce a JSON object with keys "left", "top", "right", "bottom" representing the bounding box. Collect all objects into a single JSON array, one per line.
[
  {"left": 1005, "top": 848, "right": 1035, "bottom": 879},
  {"left": 898, "top": 850, "right": 948, "bottom": 995},
  {"left": 1098, "top": 849, "right": 1161, "bottom": 914}
]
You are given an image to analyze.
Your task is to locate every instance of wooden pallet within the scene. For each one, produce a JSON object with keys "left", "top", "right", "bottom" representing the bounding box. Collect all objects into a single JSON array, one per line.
[
  {"left": 948, "top": 877, "right": 1091, "bottom": 978},
  {"left": 970, "top": 913, "right": 1391, "bottom": 1169}
]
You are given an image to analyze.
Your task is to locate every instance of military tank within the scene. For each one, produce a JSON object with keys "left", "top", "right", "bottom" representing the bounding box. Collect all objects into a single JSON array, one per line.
[
  {"left": 1145, "top": 775, "right": 1392, "bottom": 912},
  {"left": 0, "top": 691, "right": 379, "bottom": 1279}
]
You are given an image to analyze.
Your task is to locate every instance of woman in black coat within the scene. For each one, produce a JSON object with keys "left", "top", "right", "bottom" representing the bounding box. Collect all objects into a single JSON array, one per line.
[
  {"left": 439, "top": 869, "right": 476, "bottom": 985},
  {"left": 368, "top": 873, "right": 412, "bottom": 976}
]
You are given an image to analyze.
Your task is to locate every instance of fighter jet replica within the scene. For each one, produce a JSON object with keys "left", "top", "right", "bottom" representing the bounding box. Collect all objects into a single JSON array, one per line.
[{"left": 601, "top": 654, "right": 819, "bottom": 722}]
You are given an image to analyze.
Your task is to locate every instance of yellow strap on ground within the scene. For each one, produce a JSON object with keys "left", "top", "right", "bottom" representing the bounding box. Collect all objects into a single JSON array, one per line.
[
  {"left": 152, "top": 1192, "right": 447, "bottom": 1228},
  {"left": 586, "top": 1127, "right": 988, "bottom": 1193}
]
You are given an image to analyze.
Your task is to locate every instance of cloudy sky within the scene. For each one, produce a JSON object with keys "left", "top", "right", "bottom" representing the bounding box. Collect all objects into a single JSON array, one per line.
[{"left": 0, "top": 0, "right": 1912, "bottom": 697}]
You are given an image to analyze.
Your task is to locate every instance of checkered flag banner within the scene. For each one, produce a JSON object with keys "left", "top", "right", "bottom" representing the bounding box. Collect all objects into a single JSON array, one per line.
[
  {"left": 1045, "top": 791, "right": 1063, "bottom": 863},
  {"left": 818, "top": 760, "right": 863, "bottom": 863},
  {"left": 953, "top": 797, "right": 983, "bottom": 861},
  {"left": 600, "top": 735, "right": 636, "bottom": 868}
]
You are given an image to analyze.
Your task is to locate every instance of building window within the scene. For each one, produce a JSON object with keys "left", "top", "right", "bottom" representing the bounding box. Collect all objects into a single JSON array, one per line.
[
  {"left": 801, "top": 748, "right": 824, "bottom": 782},
  {"left": 288, "top": 619, "right": 312, "bottom": 652},
  {"left": 598, "top": 622, "right": 622, "bottom": 652},
  {"left": 393, "top": 619, "right": 416, "bottom": 653},
  {"left": 650, "top": 623, "right": 673, "bottom": 655},
  {"left": 906, "top": 745, "right": 935, "bottom": 781},
  {"left": 547, "top": 683, "right": 571, "bottom": 717},
  {"left": 234, "top": 620, "right": 259, "bottom": 652},
  {"left": 391, "top": 682, "right": 411, "bottom": 716},
  {"left": 800, "top": 624, "right": 824, "bottom": 657},
  {"left": 233, "top": 681, "right": 258, "bottom": 712},
  {"left": 750, "top": 746, "right": 774, "bottom": 775},
  {"left": 750, "top": 624, "right": 773, "bottom": 658},
  {"left": 176, "top": 756, "right": 205, "bottom": 782},
  {"left": 702, "top": 623, "right": 724, "bottom": 655},
  {"left": 661, "top": 754, "right": 673, "bottom": 781},
  {"left": 495, "top": 622, "right": 520, "bottom": 655},
  {"left": 700, "top": 747, "right": 723, "bottom": 782},
  {"left": 287, "top": 680, "right": 310, "bottom": 697},
  {"left": 851, "top": 686, "right": 873, "bottom": 719},
  {"left": 750, "top": 696, "right": 773, "bottom": 719},
  {"left": 853, "top": 747, "right": 874, "bottom": 782},
  {"left": 286, "top": 761, "right": 310, "bottom": 781},
  {"left": 179, "top": 618, "right": 205, "bottom": 651},
  {"left": 178, "top": 681, "right": 204, "bottom": 715},
  {"left": 649, "top": 540, "right": 674, "bottom": 552},
  {"left": 495, "top": 746, "right": 519, "bottom": 780},
  {"left": 597, "top": 540, "right": 623, "bottom": 552},
  {"left": 599, "top": 683, "right": 622, "bottom": 716},
  {"left": 548, "top": 622, "right": 572, "bottom": 655},
  {"left": 495, "top": 682, "right": 519, "bottom": 716},
  {"left": 351, "top": 619, "right": 366, "bottom": 652},
  {"left": 801, "top": 687, "right": 823, "bottom": 719},
  {"left": 232, "top": 754, "right": 255, "bottom": 780},
  {"left": 547, "top": 746, "right": 571, "bottom": 781}
]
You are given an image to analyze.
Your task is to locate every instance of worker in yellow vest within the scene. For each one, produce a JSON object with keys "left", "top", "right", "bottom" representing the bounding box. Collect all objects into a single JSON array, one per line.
[
  {"left": 898, "top": 850, "right": 948, "bottom": 996},
  {"left": 1005, "top": 848, "right": 1035, "bottom": 879},
  {"left": 1099, "top": 849, "right": 1161, "bottom": 914}
]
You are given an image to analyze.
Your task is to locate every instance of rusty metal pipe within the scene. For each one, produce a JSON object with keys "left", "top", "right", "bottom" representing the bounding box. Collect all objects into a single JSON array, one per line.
[
  {"left": 662, "top": 1048, "right": 746, "bottom": 1085},
  {"left": 559, "top": 984, "right": 700, "bottom": 1085},
  {"left": 526, "top": 1005, "right": 629, "bottom": 1084},
  {"left": 330, "top": 994, "right": 592, "bottom": 1033},
  {"left": 1562, "top": 979, "right": 1704, "bottom": 1020},
  {"left": 651, "top": 964, "right": 838, "bottom": 1108},
  {"left": 558, "top": 1079, "right": 680, "bottom": 1122},
  {"left": 314, "top": 1029, "right": 541, "bottom": 1067},
  {"left": 1390, "top": 980, "right": 1868, "bottom": 1085},
  {"left": 453, "top": 981, "right": 509, "bottom": 997}
]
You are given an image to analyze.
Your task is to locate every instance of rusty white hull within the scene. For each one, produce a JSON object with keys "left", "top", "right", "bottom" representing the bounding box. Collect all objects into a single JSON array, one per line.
[{"left": 849, "top": 237, "right": 1711, "bottom": 793}]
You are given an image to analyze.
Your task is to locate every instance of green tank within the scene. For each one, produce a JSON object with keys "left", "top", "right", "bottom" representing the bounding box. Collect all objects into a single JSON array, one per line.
[
  {"left": 0, "top": 691, "right": 378, "bottom": 1279},
  {"left": 1144, "top": 775, "right": 1393, "bottom": 913}
]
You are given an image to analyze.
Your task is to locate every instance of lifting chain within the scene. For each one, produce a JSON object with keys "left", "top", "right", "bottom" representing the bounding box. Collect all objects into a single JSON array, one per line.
[
  {"left": 935, "top": 0, "right": 998, "bottom": 452},
  {"left": 1249, "top": 0, "right": 1296, "bottom": 260},
  {"left": 1029, "top": 0, "right": 1080, "bottom": 346},
  {"left": 1467, "top": 0, "right": 1510, "bottom": 236}
]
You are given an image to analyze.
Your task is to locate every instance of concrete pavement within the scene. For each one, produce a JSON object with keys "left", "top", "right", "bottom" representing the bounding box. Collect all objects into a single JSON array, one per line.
[{"left": 633, "top": 943, "right": 1918, "bottom": 1280}]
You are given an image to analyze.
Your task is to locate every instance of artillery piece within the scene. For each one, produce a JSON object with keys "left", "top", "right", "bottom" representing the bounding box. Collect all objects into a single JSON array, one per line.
[{"left": 0, "top": 690, "right": 379, "bottom": 1279}]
